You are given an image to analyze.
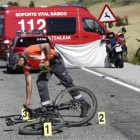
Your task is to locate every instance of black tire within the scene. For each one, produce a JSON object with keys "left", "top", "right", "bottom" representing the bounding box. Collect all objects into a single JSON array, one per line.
[
  {"left": 118, "top": 60, "right": 124, "bottom": 68},
  {"left": 9, "top": 66, "right": 14, "bottom": 74},
  {"left": 114, "top": 53, "right": 123, "bottom": 68},
  {"left": 6, "top": 64, "right": 9, "bottom": 72},
  {"left": 6, "top": 54, "right": 10, "bottom": 72},
  {"left": 19, "top": 116, "right": 65, "bottom": 135},
  {"left": 3, "top": 57, "right": 6, "bottom": 61},
  {"left": 55, "top": 86, "right": 97, "bottom": 127},
  {"left": 117, "top": 53, "right": 124, "bottom": 68},
  {"left": 136, "top": 47, "right": 140, "bottom": 62},
  {"left": 114, "top": 62, "right": 118, "bottom": 68}
]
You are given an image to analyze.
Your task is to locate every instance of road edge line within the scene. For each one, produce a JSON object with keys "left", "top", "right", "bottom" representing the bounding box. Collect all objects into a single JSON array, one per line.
[{"left": 82, "top": 68, "right": 140, "bottom": 93}]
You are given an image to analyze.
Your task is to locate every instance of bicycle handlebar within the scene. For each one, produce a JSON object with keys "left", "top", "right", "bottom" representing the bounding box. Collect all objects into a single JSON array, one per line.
[
  {"left": 136, "top": 39, "right": 140, "bottom": 42},
  {"left": 23, "top": 104, "right": 33, "bottom": 115}
]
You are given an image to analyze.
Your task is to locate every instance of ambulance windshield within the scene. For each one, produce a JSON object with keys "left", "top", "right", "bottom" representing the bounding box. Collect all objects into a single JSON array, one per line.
[
  {"left": 16, "top": 37, "right": 51, "bottom": 47},
  {"left": 0, "top": 18, "right": 4, "bottom": 36}
]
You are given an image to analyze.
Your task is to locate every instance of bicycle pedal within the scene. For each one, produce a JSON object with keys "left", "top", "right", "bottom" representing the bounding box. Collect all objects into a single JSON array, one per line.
[
  {"left": 5, "top": 117, "right": 9, "bottom": 121},
  {"left": 5, "top": 118, "right": 15, "bottom": 126},
  {"left": 65, "top": 121, "right": 71, "bottom": 128},
  {"left": 5, "top": 117, "right": 12, "bottom": 122}
]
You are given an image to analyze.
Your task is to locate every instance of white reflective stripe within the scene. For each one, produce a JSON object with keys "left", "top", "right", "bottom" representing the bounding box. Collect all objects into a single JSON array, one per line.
[
  {"left": 24, "top": 65, "right": 31, "bottom": 69},
  {"left": 39, "top": 50, "right": 45, "bottom": 66},
  {"left": 74, "top": 94, "right": 82, "bottom": 99},
  {"left": 25, "top": 49, "right": 45, "bottom": 60},
  {"left": 41, "top": 101, "right": 51, "bottom": 106},
  {"left": 24, "top": 45, "right": 45, "bottom": 68},
  {"left": 24, "top": 48, "right": 27, "bottom": 53}
]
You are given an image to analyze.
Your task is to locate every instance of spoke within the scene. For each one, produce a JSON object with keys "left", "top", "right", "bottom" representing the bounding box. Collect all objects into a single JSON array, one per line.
[{"left": 61, "top": 115, "right": 80, "bottom": 117}]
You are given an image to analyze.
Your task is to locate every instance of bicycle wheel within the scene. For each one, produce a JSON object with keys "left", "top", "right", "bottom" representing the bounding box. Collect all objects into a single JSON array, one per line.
[
  {"left": 19, "top": 116, "right": 65, "bottom": 135},
  {"left": 136, "top": 47, "right": 140, "bottom": 60},
  {"left": 55, "top": 86, "right": 97, "bottom": 127}
]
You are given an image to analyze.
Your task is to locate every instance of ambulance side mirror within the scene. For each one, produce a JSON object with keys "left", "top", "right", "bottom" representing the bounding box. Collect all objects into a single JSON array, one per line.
[{"left": 98, "top": 26, "right": 104, "bottom": 35}]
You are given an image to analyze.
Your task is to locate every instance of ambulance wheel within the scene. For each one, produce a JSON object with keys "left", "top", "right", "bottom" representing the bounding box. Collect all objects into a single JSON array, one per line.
[{"left": 7, "top": 64, "right": 9, "bottom": 72}]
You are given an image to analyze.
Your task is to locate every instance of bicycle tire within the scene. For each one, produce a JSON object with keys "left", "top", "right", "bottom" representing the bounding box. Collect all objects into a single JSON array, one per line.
[
  {"left": 19, "top": 116, "right": 65, "bottom": 135},
  {"left": 136, "top": 47, "right": 140, "bottom": 58},
  {"left": 55, "top": 86, "right": 97, "bottom": 127}
]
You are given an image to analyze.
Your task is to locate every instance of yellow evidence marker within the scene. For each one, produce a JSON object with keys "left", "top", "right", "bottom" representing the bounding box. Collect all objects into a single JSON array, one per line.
[
  {"left": 44, "top": 122, "right": 52, "bottom": 136},
  {"left": 98, "top": 112, "right": 106, "bottom": 125},
  {"left": 21, "top": 109, "right": 29, "bottom": 120},
  {"left": 39, "top": 65, "right": 51, "bottom": 73}
]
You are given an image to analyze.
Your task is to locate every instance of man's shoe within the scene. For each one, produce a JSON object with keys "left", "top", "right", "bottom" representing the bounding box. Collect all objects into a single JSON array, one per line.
[{"left": 80, "top": 103, "right": 91, "bottom": 118}]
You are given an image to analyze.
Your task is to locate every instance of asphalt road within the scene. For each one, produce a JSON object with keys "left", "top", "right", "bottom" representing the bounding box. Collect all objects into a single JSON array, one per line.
[{"left": 0, "top": 59, "right": 140, "bottom": 140}]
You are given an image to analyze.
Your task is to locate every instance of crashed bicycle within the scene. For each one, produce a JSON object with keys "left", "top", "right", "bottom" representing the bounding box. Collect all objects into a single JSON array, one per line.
[{"left": 2, "top": 86, "right": 97, "bottom": 135}]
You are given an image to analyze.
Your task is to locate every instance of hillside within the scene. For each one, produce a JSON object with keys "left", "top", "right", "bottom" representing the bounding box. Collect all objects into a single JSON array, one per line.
[
  {"left": 88, "top": 2, "right": 140, "bottom": 24},
  {"left": 0, "top": 0, "right": 68, "bottom": 7},
  {"left": 0, "top": 0, "right": 139, "bottom": 24}
]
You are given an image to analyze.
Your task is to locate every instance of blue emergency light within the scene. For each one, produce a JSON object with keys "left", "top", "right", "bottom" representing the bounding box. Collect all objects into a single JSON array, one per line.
[
  {"left": 16, "top": 29, "right": 44, "bottom": 36},
  {"left": 72, "top": 4, "right": 86, "bottom": 9},
  {"left": 16, "top": 30, "right": 28, "bottom": 35},
  {"left": 32, "top": 29, "right": 43, "bottom": 34},
  {"left": 0, "top": 5, "right": 10, "bottom": 10},
  {"left": 58, "top": 4, "right": 68, "bottom": 7}
]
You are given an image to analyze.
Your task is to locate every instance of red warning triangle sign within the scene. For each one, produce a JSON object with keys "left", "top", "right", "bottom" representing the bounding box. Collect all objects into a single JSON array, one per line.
[{"left": 98, "top": 4, "right": 117, "bottom": 23}]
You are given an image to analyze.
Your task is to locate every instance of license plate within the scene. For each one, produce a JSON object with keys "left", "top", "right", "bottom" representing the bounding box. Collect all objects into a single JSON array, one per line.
[{"left": 115, "top": 46, "right": 122, "bottom": 52}]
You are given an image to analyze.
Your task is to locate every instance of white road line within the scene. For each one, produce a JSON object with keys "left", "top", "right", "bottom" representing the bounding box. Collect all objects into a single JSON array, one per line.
[{"left": 82, "top": 68, "right": 140, "bottom": 93}]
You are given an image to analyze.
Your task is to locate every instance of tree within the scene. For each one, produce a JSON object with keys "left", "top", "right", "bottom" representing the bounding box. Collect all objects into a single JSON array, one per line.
[
  {"left": 7, "top": 1, "right": 19, "bottom": 6},
  {"left": 115, "top": 16, "right": 129, "bottom": 27},
  {"left": 109, "top": 22, "right": 113, "bottom": 28},
  {"left": 29, "top": 1, "right": 35, "bottom": 7}
]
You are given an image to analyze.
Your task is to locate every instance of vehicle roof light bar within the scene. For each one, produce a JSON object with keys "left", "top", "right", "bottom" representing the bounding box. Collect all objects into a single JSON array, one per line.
[
  {"left": 16, "top": 29, "right": 45, "bottom": 36},
  {"left": 0, "top": 5, "right": 11, "bottom": 10},
  {"left": 58, "top": 4, "right": 68, "bottom": 7},
  {"left": 72, "top": 4, "right": 86, "bottom": 9},
  {"left": 16, "top": 30, "right": 28, "bottom": 35},
  {"left": 32, "top": 29, "right": 43, "bottom": 34}
]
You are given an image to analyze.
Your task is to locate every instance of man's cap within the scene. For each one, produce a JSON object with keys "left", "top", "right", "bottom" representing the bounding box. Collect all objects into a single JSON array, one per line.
[
  {"left": 20, "top": 54, "right": 28, "bottom": 60},
  {"left": 9, "top": 54, "right": 20, "bottom": 70}
]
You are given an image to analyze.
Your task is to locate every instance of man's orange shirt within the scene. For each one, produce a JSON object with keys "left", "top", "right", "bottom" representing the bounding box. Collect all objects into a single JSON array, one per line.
[{"left": 22, "top": 44, "right": 56, "bottom": 75}]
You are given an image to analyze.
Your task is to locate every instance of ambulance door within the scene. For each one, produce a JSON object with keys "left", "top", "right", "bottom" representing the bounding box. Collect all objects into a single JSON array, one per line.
[{"left": 80, "top": 17, "right": 105, "bottom": 44}]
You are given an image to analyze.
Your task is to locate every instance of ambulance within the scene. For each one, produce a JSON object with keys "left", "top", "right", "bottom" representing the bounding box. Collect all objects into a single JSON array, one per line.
[{"left": 0, "top": 4, "right": 109, "bottom": 58}]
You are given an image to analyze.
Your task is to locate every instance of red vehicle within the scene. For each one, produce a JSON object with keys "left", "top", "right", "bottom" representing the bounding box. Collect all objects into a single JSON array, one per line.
[
  {"left": 0, "top": 4, "right": 110, "bottom": 59},
  {"left": 6, "top": 29, "right": 53, "bottom": 73}
]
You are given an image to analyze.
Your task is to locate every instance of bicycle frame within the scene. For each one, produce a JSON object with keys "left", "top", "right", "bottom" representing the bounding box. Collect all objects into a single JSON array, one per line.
[
  {"left": 3, "top": 99, "right": 79, "bottom": 126},
  {"left": 1, "top": 86, "right": 97, "bottom": 136}
]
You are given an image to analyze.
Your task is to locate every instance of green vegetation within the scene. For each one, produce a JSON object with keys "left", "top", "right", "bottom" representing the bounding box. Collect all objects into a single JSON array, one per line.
[
  {"left": 132, "top": 54, "right": 140, "bottom": 65},
  {"left": 29, "top": 1, "right": 35, "bottom": 7},
  {"left": 115, "top": 16, "right": 129, "bottom": 27},
  {"left": 112, "top": 0, "right": 140, "bottom": 6},
  {"left": 109, "top": 22, "right": 113, "bottom": 28},
  {"left": 67, "top": 0, "right": 140, "bottom": 7},
  {"left": 104, "top": 16, "right": 129, "bottom": 28},
  {"left": 7, "top": 1, "right": 19, "bottom": 6},
  {"left": 7, "top": 1, "right": 35, "bottom": 7}
]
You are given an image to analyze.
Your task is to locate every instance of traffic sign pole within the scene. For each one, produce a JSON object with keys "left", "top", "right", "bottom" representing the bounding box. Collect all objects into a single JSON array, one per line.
[{"left": 106, "top": 23, "right": 109, "bottom": 29}]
